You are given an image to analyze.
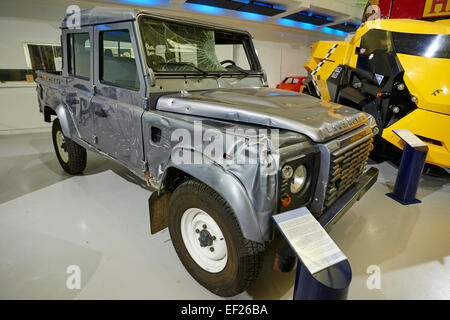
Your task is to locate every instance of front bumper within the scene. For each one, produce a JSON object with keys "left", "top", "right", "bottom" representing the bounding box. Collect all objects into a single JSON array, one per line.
[{"left": 318, "top": 167, "right": 379, "bottom": 231}]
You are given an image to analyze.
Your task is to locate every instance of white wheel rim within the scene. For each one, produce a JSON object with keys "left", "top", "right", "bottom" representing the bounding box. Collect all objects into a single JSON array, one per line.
[
  {"left": 180, "top": 208, "right": 228, "bottom": 273},
  {"left": 56, "top": 130, "right": 69, "bottom": 163}
]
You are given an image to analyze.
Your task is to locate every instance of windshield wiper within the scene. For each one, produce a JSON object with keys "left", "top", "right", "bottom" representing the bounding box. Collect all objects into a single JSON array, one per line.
[
  {"left": 226, "top": 65, "right": 249, "bottom": 78},
  {"left": 160, "top": 62, "right": 209, "bottom": 77}
]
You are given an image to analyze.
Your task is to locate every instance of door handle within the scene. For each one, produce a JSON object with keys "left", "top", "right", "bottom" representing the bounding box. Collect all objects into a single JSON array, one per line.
[{"left": 95, "top": 108, "right": 107, "bottom": 118}]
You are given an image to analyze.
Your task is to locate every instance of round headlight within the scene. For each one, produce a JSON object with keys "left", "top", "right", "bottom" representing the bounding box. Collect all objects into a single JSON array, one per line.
[
  {"left": 290, "top": 165, "right": 307, "bottom": 194},
  {"left": 282, "top": 165, "right": 293, "bottom": 180}
]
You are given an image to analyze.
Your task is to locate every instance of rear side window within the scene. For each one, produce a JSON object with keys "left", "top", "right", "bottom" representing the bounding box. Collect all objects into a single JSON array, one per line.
[
  {"left": 359, "top": 29, "right": 394, "bottom": 55},
  {"left": 100, "top": 30, "right": 139, "bottom": 90},
  {"left": 67, "top": 33, "right": 91, "bottom": 79}
]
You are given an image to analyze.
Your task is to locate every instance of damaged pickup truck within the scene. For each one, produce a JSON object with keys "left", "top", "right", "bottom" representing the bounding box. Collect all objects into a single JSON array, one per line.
[{"left": 36, "top": 7, "right": 378, "bottom": 296}]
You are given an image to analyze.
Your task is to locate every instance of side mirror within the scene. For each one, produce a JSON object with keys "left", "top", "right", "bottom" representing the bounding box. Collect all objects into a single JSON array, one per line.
[{"left": 262, "top": 69, "right": 268, "bottom": 86}]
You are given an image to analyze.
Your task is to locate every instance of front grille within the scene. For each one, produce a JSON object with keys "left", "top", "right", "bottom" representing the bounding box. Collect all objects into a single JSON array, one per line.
[{"left": 323, "top": 136, "right": 373, "bottom": 210}]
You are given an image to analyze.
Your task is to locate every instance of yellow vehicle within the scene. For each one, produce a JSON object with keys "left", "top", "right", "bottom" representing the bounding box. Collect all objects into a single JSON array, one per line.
[{"left": 303, "top": 18, "right": 450, "bottom": 168}]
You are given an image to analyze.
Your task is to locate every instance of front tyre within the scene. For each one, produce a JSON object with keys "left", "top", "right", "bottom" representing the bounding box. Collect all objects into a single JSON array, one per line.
[
  {"left": 52, "top": 118, "right": 87, "bottom": 175},
  {"left": 168, "top": 179, "right": 264, "bottom": 297}
]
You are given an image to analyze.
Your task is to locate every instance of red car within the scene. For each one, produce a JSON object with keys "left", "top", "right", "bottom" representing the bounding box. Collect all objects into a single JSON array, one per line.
[{"left": 276, "top": 76, "right": 306, "bottom": 93}]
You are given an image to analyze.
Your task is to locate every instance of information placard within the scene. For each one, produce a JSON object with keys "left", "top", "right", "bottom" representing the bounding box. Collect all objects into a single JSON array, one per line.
[
  {"left": 273, "top": 208, "right": 347, "bottom": 275},
  {"left": 393, "top": 129, "right": 427, "bottom": 148}
]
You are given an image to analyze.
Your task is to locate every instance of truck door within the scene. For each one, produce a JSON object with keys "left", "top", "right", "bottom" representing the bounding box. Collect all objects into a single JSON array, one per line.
[
  {"left": 62, "top": 27, "right": 95, "bottom": 144},
  {"left": 91, "top": 22, "right": 146, "bottom": 172}
]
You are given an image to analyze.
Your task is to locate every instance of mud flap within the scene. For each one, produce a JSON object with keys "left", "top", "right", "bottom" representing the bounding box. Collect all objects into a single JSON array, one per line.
[
  {"left": 273, "top": 243, "right": 297, "bottom": 273},
  {"left": 149, "top": 189, "right": 171, "bottom": 234}
]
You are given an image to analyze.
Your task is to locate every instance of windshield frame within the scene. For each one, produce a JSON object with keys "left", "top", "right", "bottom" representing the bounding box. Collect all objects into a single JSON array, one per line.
[{"left": 137, "top": 14, "right": 263, "bottom": 77}]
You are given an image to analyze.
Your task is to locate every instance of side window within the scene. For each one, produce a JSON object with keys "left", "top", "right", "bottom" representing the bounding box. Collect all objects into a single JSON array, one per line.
[
  {"left": 359, "top": 29, "right": 393, "bottom": 55},
  {"left": 286, "top": 78, "right": 294, "bottom": 84},
  {"left": 67, "top": 33, "right": 91, "bottom": 78},
  {"left": 100, "top": 30, "right": 139, "bottom": 90}
]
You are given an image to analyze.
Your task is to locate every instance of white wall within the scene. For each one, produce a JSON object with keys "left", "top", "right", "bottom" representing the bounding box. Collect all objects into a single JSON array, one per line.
[
  {"left": 0, "top": 84, "right": 51, "bottom": 134},
  {"left": 0, "top": 1, "right": 321, "bottom": 134},
  {"left": 0, "top": 15, "right": 61, "bottom": 134},
  {"left": 0, "top": 17, "right": 60, "bottom": 69},
  {"left": 254, "top": 40, "right": 309, "bottom": 88}
]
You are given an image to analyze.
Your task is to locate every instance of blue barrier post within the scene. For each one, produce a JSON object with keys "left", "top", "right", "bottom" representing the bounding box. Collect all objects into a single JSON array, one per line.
[
  {"left": 293, "top": 258, "right": 352, "bottom": 300},
  {"left": 386, "top": 130, "right": 428, "bottom": 205}
]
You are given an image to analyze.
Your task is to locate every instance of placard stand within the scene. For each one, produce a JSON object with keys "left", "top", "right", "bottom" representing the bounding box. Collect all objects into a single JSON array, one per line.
[
  {"left": 272, "top": 208, "right": 352, "bottom": 300},
  {"left": 386, "top": 129, "right": 428, "bottom": 205}
]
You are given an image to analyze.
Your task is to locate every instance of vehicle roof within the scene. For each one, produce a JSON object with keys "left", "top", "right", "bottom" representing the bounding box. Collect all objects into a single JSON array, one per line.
[
  {"left": 61, "top": 6, "right": 137, "bottom": 28},
  {"left": 360, "top": 18, "right": 450, "bottom": 35},
  {"left": 61, "top": 6, "right": 251, "bottom": 36}
]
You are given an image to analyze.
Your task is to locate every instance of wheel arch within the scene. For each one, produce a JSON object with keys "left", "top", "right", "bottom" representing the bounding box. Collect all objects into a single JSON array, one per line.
[
  {"left": 160, "top": 163, "right": 264, "bottom": 243},
  {"left": 54, "top": 103, "right": 77, "bottom": 138}
]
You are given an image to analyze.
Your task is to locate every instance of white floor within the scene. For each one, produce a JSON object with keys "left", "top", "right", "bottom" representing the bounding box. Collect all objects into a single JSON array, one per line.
[{"left": 0, "top": 132, "right": 449, "bottom": 299}]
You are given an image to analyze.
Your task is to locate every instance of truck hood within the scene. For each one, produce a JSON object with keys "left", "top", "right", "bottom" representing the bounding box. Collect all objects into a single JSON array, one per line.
[{"left": 156, "top": 87, "right": 370, "bottom": 142}]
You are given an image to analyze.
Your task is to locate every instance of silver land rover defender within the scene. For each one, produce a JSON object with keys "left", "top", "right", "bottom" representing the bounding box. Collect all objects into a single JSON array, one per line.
[{"left": 35, "top": 7, "right": 378, "bottom": 296}]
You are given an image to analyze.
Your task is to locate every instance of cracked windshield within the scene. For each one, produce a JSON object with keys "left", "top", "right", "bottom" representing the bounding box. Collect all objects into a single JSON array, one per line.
[{"left": 140, "top": 17, "right": 253, "bottom": 73}]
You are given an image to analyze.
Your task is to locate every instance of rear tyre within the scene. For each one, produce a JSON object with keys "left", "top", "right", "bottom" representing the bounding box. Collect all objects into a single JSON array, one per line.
[
  {"left": 168, "top": 179, "right": 264, "bottom": 297},
  {"left": 52, "top": 118, "right": 87, "bottom": 175}
]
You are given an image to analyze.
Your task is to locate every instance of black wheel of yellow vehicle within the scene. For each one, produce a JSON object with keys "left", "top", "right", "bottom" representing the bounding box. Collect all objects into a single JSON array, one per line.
[
  {"left": 168, "top": 179, "right": 264, "bottom": 297},
  {"left": 52, "top": 118, "right": 87, "bottom": 175}
]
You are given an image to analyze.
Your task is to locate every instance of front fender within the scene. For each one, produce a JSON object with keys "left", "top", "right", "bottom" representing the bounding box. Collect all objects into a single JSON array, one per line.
[{"left": 166, "top": 161, "right": 264, "bottom": 243}]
